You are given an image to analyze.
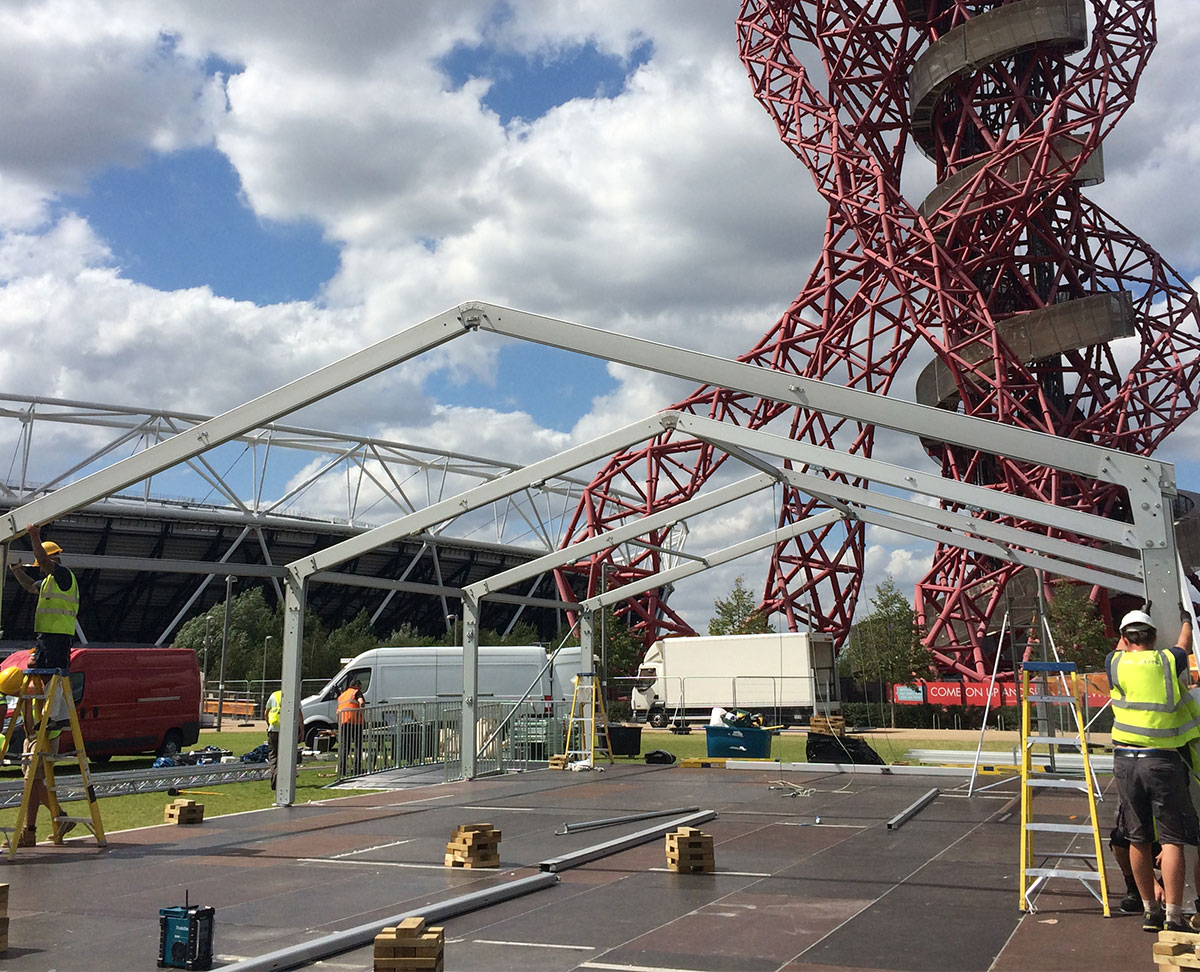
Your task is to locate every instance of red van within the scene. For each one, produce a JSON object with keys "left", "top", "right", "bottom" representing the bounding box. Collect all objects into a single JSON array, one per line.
[{"left": 1, "top": 644, "right": 202, "bottom": 760}]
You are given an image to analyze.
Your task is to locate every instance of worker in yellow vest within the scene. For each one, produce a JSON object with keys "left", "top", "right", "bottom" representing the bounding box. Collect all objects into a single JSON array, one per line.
[
  {"left": 1106, "top": 608, "right": 1200, "bottom": 933},
  {"left": 8, "top": 522, "right": 79, "bottom": 677},
  {"left": 264, "top": 686, "right": 304, "bottom": 791}
]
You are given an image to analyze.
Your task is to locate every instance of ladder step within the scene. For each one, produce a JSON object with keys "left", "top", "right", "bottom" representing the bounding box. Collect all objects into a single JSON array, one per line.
[
  {"left": 1025, "top": 694, "right": 1075, "bottom": 704},
  {"left": 1025, "top": 735, "right": 1083, "bottom": 747},
  {"left": 1023, "top": 867, "right": 1102, "bottom": 881},
  {"left": 55, "top": 815, "right": 93, "bottom": 824},
  {"left": 1025, "top": 822, "right": 1096, "bottom": 834},
  {"left": 1025, "top": 778, "right": 1089, "bottom": 791},
  {"left": 1022, "top": 661, "right": 1077, "bottom": 672}
]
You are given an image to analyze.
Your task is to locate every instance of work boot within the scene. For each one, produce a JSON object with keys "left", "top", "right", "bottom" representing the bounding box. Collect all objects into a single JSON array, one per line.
[
  {"left": 54, "top": 816, "right": 76, "bottom": 839},
  {"left": 1167, "top": 919, "right": 1190, "bottom": 933},
  {"left": 1119, "top": 888, "right": 1142, "bottom": 914},
  {"left": 1144, "top": 909, "right": 1165, "bottom": 933},
  {"left": 17, "top": 828, "right": 35, "bottom": 848}
]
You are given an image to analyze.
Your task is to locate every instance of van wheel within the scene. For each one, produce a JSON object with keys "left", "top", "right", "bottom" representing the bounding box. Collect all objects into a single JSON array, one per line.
[
  {"left": 158, "top": 730, "right": 183, "bottom": 758},
  {"left": 92, "top": 754, "right": 112, "bottom": 764},
  {"left": 649, "top": 709, "right": 670, "bottom": 729},
  {"left": 305, "top": 724, "right": 330, "bottom": 748}
]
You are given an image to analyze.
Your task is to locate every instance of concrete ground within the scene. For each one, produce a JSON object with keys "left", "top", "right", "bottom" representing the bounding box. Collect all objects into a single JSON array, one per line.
[{"left": 0, "top": 757, "right": 1160, "bottom": 972}]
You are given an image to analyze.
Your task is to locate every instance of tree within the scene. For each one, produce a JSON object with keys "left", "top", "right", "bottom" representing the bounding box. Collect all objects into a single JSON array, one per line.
[
  {"left": 1045, "top": 580, "right": 1110, "bottom": 673},
  {"left": 841, "top": 577, "right": 930, "bottom": 726},
  {"left": 708, "top": 575, "right": 773, "bottom": 635}
]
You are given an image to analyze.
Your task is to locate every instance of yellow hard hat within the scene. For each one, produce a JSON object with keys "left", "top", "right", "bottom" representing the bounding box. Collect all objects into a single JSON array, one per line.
[
  {"left": 41, "top": 541, "right": 62, "bottom": 557},
  {"left": 0, "top": 666, "right": 25, "bottom": 696}
]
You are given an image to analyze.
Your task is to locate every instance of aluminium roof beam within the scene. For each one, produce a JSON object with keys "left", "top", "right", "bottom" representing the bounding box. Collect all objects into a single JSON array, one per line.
[{"left": 463, "top": 472, "right": 779, "bottom": 601}]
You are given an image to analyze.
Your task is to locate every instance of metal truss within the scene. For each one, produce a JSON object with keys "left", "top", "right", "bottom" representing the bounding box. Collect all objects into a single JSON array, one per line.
[
  {"left": 0, "top": 760, "right": 271, "bottom": 808},
  {"left": 550, "top": 1, "right": 1200, "bottom": 679},
  {"left": 0, "top": 300, "right": 1180, "bottom": 796},
  {"left": 0, "top": 394, "right": 611, "bottom": 642}
]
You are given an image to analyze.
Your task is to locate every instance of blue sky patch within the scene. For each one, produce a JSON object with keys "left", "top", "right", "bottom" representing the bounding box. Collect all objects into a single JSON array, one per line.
[
  {"left": 426, "top": 342, "right": 614, "bottom": 431},
  {"left": 59, "top": 148, "right": 340, "bottom": 305},
  {"left": 440, "top": 37, "right": 652, "bottom": 125}
]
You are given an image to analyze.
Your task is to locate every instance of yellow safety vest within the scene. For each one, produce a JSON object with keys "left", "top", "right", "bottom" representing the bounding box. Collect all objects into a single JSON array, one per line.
[
  {"left": 266, "top": 690, "right": 282, "bottom": 729},
  {"left": 35, "top": 570, "right": 79, "bottom": 636},
  {"left": 1107, "top": 648, "right": 1200, "bottom": 748}
]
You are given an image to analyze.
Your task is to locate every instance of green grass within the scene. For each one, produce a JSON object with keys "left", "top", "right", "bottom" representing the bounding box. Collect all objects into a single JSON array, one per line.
[
  {"left": 0, "top": 728, "right": 1018, "bottom": 837},
  {"left": 0, "top": 729, "right": 374, "bottom": 836},
  {"left": 615, "top": 729, "right": 1018, "bottom": 766}
]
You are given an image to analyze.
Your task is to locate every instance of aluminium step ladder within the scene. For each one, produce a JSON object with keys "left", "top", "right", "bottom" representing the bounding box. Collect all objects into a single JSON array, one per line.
[
  {"left": 1018, "top": 660, "right": 1108, "bottom": 915},
  {"left": 0, "top": 668, "right": 106, "bottom": 857},
  {"left": 563, "top": 672, "right": 613, "bottom": 769}
]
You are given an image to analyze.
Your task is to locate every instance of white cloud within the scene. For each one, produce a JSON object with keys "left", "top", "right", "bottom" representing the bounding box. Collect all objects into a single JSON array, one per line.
[{"left": 0, "top": 1, "right": 1198, "bottom": 638}]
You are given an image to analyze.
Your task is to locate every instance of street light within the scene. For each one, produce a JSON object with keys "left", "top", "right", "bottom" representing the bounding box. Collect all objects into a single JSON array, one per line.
[
  {"left": 447, "top": 614, "right": 458, "bottom": 646},
  {"left": 216, "top": 574, "right": 237, "bottom": 731},
  {"left": 261, "top": 634, "right": 273, "bottom": 717}
]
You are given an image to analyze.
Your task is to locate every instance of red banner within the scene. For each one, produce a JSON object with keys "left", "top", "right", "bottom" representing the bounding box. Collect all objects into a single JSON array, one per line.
[{"left": 893, "top": 680, "right": 1108, "bottom": 709}]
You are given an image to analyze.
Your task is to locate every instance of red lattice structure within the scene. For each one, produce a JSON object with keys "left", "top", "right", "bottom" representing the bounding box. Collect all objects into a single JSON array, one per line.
[{"left": 557, "top": 0, "right": 1200, "bottom": 679}]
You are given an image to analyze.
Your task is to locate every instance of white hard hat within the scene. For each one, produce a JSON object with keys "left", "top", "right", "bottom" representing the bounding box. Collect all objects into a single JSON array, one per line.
[{"left": 1119, "top": 609, "right": 1156, "bottom": 632}]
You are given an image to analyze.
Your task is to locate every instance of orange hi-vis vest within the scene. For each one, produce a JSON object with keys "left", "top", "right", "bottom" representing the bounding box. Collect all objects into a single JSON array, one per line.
[{"left": 337, "top": 687, "right": 363, "bottom": 725}]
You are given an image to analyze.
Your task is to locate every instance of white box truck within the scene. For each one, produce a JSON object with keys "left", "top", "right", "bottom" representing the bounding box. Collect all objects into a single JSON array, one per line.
[
  {"left": 300, "top": 644, "right": 583, "bottom": 744},
  {"left": 630, "top": 632, "right": 839, "bottom": 727}
]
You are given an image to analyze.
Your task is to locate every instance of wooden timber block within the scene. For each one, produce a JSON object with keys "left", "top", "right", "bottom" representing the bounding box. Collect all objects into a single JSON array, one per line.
[
  {"left": 0, "top": 915, "right": 9, "bottom": 953},
  {"left": 164, "top": 799, "right": 205, "bottom": 824},
  {"left": 1156, "top": 931, "right": 1200, "bottom": 969},
  {"left": 374, "top": 924, "right": 443, "bottom": 972},
  {"left": 547, "top": 755, "right": 567, "bottom": 770},
  {"left": 445, "top": 823, "right": 500, "bottom": 867},
  {"left": 665, "top": 828, "right": 714, "bottom": 872},
  {"left": 444, "top": 853, "right": 499, "bottom": 868},
  {"left": 0, "top": 882, "right": 9, "bottom": 914},
  {"left": 809, "top": 715, "right": 846, "bottom": 737}
]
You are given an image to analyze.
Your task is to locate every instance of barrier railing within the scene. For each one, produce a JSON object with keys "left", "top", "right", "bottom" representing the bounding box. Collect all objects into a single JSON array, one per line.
[{"left": 334, "top": 698, "right": 571, "bottom": 783}]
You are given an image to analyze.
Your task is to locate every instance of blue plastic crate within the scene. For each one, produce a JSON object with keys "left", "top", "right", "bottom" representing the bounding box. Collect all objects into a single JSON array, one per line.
[{"left": 705, "top": 725, "right": 773, "bottom": 759}]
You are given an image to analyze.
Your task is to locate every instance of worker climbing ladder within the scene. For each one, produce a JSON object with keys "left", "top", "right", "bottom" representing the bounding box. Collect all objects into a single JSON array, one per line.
[
  {"left": 563, "top": 672, "right": 613, "bottom": 768},
  {"left": 1018, "top": 660, "right": 1108, "bottom": 915},
  {"left": 0, "top": 668, "right": 106, "bottom": 856}
]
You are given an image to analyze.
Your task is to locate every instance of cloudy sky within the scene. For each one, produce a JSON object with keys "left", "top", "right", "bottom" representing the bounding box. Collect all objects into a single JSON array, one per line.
[{"left": 2, "top": 0, "right": 1199, "bottom": 630}]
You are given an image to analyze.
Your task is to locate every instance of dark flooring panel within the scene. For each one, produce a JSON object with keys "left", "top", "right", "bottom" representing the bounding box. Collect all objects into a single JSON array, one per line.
[{"left": 0, "top": 765, "right": 1148, "bottom": 972}]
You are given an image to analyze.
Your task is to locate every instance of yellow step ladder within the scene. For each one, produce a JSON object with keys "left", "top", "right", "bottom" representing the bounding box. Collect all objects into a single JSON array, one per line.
[
  {"left": 1018, "top": 660, "right": 1108, "bottom": 915},
  {"left": 0, "top": 668, "right": 106, "bottom": 856},
  {"left": 563, "top": 672, "right": 613, "bottom": 768}
]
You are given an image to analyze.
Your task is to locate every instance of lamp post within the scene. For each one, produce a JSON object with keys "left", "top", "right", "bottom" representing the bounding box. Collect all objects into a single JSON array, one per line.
[
  {"left": 202, "top": 612, "right": 212, "bottom": 693},
  {"left": 447, "top": 614, "right": 458, "bottom": 646},
  {"left": 261, "top": 634, "right": 273, "bottom": 718},
  {"left": 216, "top": 574, "right": 237, "bottom": 731}
]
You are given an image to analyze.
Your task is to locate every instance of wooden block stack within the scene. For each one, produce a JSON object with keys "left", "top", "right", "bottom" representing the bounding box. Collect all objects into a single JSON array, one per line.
[
  {"left": 0, "top": 883, "right": 8, "bottom": 954},
  {"left": 374, "top": 917, "right": 443, "bottom": 972},
  {"left": 444, "top": 822, "right": 500, "bottom": 868},
  {"left": 547, "top": 754, "right": 567, "bottom": 770},
  {"left": 1156, "top": 930, "right": 1200, "bottom": 969},
  {"left": 665, "top": 826, "right": 715, "bottom": 873},
  {"left": 164, "top": 799, "right": 205, "bottom": 825},
  {"left": 809, "top": 715, "right": 846, "bottom": 737}
]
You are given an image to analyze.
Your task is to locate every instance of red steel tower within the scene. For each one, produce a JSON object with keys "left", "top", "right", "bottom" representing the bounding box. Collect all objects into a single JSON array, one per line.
[{"left": 558, "top": 1, "right": 1200, "bottom": 679}]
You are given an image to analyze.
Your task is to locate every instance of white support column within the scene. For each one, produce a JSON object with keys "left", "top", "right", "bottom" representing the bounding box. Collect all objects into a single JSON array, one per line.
[
  {"left": 580, "top": 611, "right": 595, "bottom": 766},
  {"left": 461, "top": 593, "right": 481, "bottom": 779},
  {"left": 275, "top": 568, "right": 307, "bottom": 806}
]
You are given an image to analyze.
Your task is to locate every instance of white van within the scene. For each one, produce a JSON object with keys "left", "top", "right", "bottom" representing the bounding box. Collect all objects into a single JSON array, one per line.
[{"left": 300, "top": 644, "right": 583, "bottom": 744}]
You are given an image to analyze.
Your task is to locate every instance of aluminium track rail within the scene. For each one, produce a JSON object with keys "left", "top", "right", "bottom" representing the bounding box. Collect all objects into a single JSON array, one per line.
[{"left": 0, "top": 761, "right": 272, "bottom": 808}]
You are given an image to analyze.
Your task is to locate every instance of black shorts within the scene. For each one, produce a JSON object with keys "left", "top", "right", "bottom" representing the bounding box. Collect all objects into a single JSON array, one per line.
[
  {"left": 1110, "top": 825, "right": 1162, "bottom": 856},
  {"left": 1113, "top": 748, "right": 1200, "bottom": 846},
  {"left": 32, "top": 633, "right": 73, "bottom": 672}
]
